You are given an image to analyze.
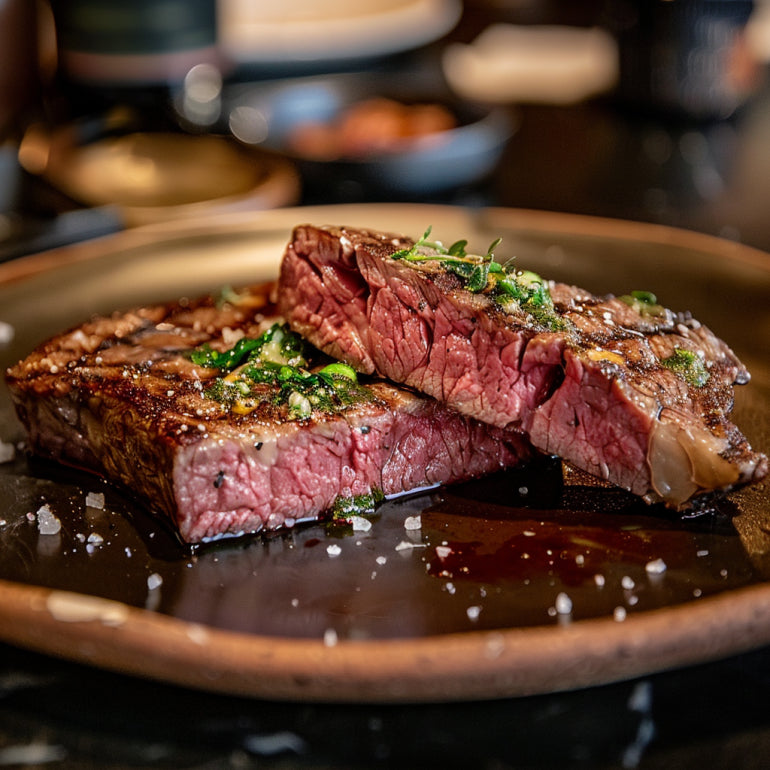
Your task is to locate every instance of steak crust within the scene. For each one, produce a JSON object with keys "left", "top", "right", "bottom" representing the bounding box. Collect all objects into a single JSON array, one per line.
[
  {"left": 277, "top": 224, "right": 768, "bottom": 508},
  {"left": 5, "top": 284, "right": 532, "bottom": 543}
]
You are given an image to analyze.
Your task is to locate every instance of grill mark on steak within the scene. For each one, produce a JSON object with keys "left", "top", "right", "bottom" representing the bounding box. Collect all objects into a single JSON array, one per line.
[
  {"left": 277, "top": 224, "right": 768, "bottom": 508},
  {"left": 5, "top": 283, "right": 533, "bottom": 544}
]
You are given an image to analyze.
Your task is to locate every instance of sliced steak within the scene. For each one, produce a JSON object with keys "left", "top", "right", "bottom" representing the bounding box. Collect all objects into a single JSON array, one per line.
[
  {"left": 277, "top": 224, "right": 768, "bottom": 508},
  {"left": 5, "top": 284, "right": 532, "bottom": 544}
]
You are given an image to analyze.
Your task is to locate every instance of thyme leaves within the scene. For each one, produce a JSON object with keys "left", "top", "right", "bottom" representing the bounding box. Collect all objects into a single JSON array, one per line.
[{"left": 393, "top": 226, "right": 562, "bottom": 328}]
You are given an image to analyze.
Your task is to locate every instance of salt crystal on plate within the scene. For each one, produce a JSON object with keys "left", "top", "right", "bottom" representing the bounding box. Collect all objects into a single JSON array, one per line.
[
  {"left": 0, "top": 439, "right": 16, "bottom": 464},
  {"left": 327, "top": 544, "right": 342, "bottom": 557},
  {"left": 323, "top": 628, "right": 338, "bottom": 647},
  {"left": 0, "top": 321, "right": 14, "bottom": 346},
  {"left": 435, "top": 545, "right": 453, "bottom": 560},
  {"left": 555, "top": 592, "right": 573, "bottom": 615},
  {"left": 85, "top": 491, "right": 105, "bottom": 509},
  {"left": 350, "top": 516, "right": 372, "bottom": 532},
  {"left": 147, "top": 573, "right": 163, "bottom": 591},
  {"left": 87, "top": 533, "right": 104, "bottom": 545},
  {"left": 36, "top": 505, "right": 61, "bottom": 535},
  {"left": 466, "top": 605, "right": 482, "bottom": 621},
  {"left": 645, "top": 558, "right": 667, "bottom": 575},
  {"left": 404, "top": 515, "right": 421, "bottom": 531}
]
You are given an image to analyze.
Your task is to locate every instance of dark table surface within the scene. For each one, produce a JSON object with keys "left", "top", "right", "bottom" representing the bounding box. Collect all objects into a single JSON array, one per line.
[{"left": 3, "top": 3, "right": 770, "bottom": 768}]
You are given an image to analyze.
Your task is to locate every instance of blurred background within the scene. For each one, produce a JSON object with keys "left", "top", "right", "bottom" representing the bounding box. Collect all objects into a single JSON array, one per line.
[{"left": 2, "top": 0, "right": 770, "bottom": 260}]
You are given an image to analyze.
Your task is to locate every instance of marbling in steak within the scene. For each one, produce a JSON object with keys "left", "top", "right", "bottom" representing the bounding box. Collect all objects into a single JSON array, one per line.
[
  {"left": 277, "top": 224, "right": 767, "bottom": 508},
  {"left": 5, "top": 284, "right": 532, "bottom": 543}
]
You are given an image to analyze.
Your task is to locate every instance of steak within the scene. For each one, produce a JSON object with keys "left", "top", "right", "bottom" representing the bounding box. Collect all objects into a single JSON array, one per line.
[
  {"left": 5, "top": 283, "right": 532, "bottom": 544},
  {"left": 277, "top": 224, "right": 768, "bottom": 508}
]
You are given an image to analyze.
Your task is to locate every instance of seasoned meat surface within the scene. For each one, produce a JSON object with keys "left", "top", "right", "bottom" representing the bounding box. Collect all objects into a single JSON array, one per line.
[
  {"left": 5, "top": 284, "right": 532, "bottom": 543},
  {"left": 277, "top": 224, "right": 767, "bottom": 507}
]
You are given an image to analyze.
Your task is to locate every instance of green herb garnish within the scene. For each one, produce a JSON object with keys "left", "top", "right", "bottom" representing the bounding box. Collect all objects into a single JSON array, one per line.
[
  {"left": 619, "top": 290, "right": 666, "bottom": 317},
  {"left": 393, "top": 226, "right": 564, "bottom": 330},
  {"left": 329, "top": 489, "right": 385, "bottom": 523},
  {"left": 191, "top": 324, "right": 371, "bottom": 419},
  {"left": 661, "top": 347, "right": 710, "bottom": 388}
]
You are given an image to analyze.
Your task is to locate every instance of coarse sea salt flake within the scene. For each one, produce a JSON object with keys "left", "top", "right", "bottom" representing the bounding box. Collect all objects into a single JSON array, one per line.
[
  {"left": 404, "top": 515, "right": 421, "bottom": 531},
  {"left": 87, "top": 533, "right": 103, "bottom": 545},
  {"left": 350, "top": 516, "right": 372, "bottom": 532},
  {"left": 435, "top": 545, "right": 453, "bottom": 560},
  {"left": 85, "top": 491, "right": 105, "bottom": 509},
  {"left": 645, "top": 558, "right": 667, "bottom": 575},
  {"left": 327, "top": 544, "right": 342, "bottom": 557},
  {"left": 36, "top": 505, "right": 61, "bottom": 535},
  {"left": 0, "top": 321, "right": 14, "bottom": 345},
  {"left": 147, "top": 573, "right": 163, "bottom": 590},
  {"left": 466, "top": 606, "right": 482, "bottom": 621},
  {"left": 0, "top": 439, "right": 15, "bottom": 464},
  {"left": 555, "top": 592, "right": 573, "bottom": 615}
]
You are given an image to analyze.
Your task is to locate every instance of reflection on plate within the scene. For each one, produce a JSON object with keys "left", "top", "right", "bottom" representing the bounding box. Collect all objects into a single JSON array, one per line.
[{"left": 0, "top": 204, "right": 769, "bottom": 702}]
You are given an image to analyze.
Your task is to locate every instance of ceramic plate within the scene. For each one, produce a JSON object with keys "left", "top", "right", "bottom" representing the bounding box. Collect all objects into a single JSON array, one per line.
[
  {"left": 218, "top": 0, "right": 462, "bottom": 67},
  {"left": 0, "top": 204, "right": 768, "bottom": 702}
]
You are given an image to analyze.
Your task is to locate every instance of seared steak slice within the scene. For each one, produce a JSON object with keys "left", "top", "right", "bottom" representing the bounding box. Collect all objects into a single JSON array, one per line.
[
  {"left": 277, "top": 224, "right": 767, "bottom": 508},
  {"left": 5, "top": 284, "right": 532, "bottom": 544}
]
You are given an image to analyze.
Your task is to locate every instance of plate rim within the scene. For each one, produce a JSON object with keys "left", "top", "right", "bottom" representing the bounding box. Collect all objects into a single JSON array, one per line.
[{"left": 2, "top": 577, "right": 770, "bottom": 702}]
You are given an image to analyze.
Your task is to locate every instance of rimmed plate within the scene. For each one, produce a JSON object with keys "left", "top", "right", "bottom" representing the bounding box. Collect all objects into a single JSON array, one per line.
[{"left": 0, "top": 204, "right": 768, "bottom": 702}]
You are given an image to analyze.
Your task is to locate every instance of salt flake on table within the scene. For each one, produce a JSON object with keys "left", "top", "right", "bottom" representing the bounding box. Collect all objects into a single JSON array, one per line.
[
  {"left": 327, "top": 544, "right": 342, "bottom": 557},
  {"left": 404, "top": 515, "right": 421, "bottom": 531}
]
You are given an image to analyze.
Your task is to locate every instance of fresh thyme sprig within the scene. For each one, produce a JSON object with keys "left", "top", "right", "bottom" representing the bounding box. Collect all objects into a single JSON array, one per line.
[{"left": 391, "top": 226, "right": 562, "bottom": 327}]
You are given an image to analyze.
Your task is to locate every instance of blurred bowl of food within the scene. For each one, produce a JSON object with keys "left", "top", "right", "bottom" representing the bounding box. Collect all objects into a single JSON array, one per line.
[
  {"left": 223, "top": 74, "right": 515, "bottom": 198},
  {"left": 19, "top": 121, "right": 301, "bottom": 226}
]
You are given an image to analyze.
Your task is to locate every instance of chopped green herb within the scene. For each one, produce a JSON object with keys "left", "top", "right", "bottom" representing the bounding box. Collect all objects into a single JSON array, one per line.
[
  {"left": 329, "top": 489, "right": 385, "bottom": 523},
  {"left": 390, "top": 227, "right": 564, "bottom": 330},
  {"left": 661, "top": 347, "right": 710, "bottom": 388},
  {"left": 191, "top": 324, "right": 372, "bottom": 419},
  {"left": 619, "top": 290, "right": 666, "bottom": 317}
]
